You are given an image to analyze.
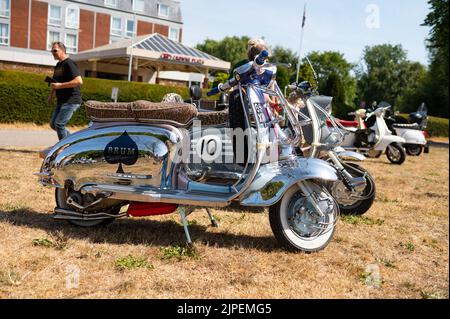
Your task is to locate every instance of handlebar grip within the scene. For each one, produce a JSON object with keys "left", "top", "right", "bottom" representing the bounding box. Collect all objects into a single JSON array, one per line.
[
  {"left": 207, "top": 87, "right": 220, "bottom": 97},
  {"left": 255, "top": 50, "right": 269, "bottom": 66}
]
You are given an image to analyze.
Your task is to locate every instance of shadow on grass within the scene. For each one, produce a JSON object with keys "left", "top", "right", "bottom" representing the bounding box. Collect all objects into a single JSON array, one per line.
[
  {"left": 0, "top": 208, "right": 280, "bottom": 252},
  {"left": 428, "top": 141, "right": 449, "bottom": 149}
]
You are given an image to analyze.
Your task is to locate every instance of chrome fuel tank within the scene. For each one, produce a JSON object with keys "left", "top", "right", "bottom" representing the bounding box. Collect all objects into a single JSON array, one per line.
[{"left": 38, "top": 123, "right": 181, "bottom": 191}]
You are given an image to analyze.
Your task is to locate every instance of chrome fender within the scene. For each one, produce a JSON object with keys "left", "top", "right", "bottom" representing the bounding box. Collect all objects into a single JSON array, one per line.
[
  {"left": 239, "top": 157, "right": 338, "bottom": 207},
  {"left": 334, "top": 147, "right": 366, "bottom": 161}
]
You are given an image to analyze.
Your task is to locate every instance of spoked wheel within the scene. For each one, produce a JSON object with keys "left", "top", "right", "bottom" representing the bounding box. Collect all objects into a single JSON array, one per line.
[
  {"left": 405, "top": 144, "right": 423, "bottom": 156},
  {"left": 331, "top": 163, "right": 376, "bottom": 215},
  {"left": 386, "top": 142, "right": 406, "bottom": 165},
  {"left": 55, "top": 187, "right": 123, "bottom": 227},
  {"left": 269, "top": 181, "right": 339, "bottom": 252}
]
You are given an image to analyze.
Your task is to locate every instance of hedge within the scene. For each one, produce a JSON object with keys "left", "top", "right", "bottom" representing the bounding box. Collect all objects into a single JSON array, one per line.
[
  {"left": 424, "top": 116, "right": 449, "bottom": 138},
  {"left": 0, "top": 70, "right": 192, "bottom": 126},
  {"left": 0, "top": 70, "right": 448, "bottom": 137}
]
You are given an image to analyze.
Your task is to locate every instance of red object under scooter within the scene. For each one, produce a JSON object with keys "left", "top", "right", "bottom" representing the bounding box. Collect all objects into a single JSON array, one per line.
[
  {"left": 326, "top": 119, "right": 363, "bottom": 128},
  {"left": 127, "top": 202, "right": 178, "bottom": 217}
]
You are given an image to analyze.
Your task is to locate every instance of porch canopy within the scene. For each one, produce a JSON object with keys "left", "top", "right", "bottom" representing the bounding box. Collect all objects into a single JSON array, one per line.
[{"left": 72, "top": 34, "right": 230, "bottom": 84}]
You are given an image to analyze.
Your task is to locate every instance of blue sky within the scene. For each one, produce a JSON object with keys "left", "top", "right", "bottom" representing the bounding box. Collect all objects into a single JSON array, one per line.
[{"left": 180, "top": 0, "right": 432, "bottom": 65}]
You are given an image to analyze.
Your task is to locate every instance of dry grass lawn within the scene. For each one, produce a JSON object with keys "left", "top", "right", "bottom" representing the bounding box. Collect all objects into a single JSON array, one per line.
[{"left": 0, "top": 144, "right": 448, "bottom": 299}]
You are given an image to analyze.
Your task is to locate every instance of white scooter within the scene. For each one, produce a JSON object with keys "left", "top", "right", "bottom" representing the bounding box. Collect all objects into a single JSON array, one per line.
[
  {"left": 329, "top": 106, "right": 407, "bottom": 165},
  {"left": 382, "top": 102, "right": 429, "bottom": 156}
]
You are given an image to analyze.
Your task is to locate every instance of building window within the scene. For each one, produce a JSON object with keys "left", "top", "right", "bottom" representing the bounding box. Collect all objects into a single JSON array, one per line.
[
  {"left": 47, "top": 30, "right": 61, "bottom": 50},
  {"left": 110, "top": 17, "right": 122, "bottom": 36},
  {"left": 133, "top": 0, "right": 145, "bottom": 12},
  {"left": 169, "top": 27, "right": 179, "bottom": 42},
  {"left": 0, "top": 0, "right": 10, "bottom": 18},
  {"left": 158, "top": 3, "right": 170, "bottom": 17},
  {"left": 48, "top": 4, "right": 62, "bottom": 26},
  {"left": 65, "top": 33, "right": 78, "bottom": 54},
  {"left": 104, "top": 0, "right": 118, "bottom": 7},
  {"left": 0, "top": 22, "right": 9, "bottom": 45},
  {"left": 65, "top": 6, "right": 79, "bottom": 29},
  {"left": 126, "top": 19, "right": 135, "bottom": 38}
]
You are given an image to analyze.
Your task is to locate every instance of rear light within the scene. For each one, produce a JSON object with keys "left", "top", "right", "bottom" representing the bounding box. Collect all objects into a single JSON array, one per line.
[{"left": 422, "top": 131, "right": 428, "bottom": 138}]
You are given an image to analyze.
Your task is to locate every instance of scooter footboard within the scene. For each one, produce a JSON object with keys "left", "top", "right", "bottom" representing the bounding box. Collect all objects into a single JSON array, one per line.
[{"left": 239, "top": 157, "right": 338, "bottom": 207}]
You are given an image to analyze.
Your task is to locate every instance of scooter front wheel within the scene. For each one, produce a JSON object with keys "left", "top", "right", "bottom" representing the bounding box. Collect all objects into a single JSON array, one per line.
[
  {"left": 269, "top": 181, "right": 339, "bottom": 252},
  {"left": 331, "top": 163, "right": 376, "bottom": 215},
  {"left": 386, "top": 142, "right": 406, "bottom": 165}
]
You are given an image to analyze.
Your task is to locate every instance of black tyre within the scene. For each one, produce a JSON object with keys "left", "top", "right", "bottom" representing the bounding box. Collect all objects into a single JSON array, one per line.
[
  {"left": 333, "top": 163, "right": 376, "bottom": 215},
  {"left": 386, "top": 142, "right": 406, "bottom": 165},
  {"left": 269, "top": 182, "right": 338, "bottom": 253},
  {"left": 405, "top": 144, "right": 423, "bottom": 156}
]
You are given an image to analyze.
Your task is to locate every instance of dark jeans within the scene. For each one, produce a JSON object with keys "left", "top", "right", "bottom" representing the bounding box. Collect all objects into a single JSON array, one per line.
[{"left": 50, "top": 103, "right": 80, "bottom": 140}]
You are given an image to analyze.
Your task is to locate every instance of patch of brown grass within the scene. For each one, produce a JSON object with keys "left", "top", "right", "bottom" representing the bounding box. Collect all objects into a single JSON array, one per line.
[
  {"left": 0, "top": 123, "right": 87, "bottom": 131},
  {"left": 0, "top": 146, "right": 448, "bottom": 298}
]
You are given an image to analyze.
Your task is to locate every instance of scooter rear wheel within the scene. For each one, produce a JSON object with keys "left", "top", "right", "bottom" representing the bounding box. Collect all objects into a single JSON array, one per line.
[
  {"left": 55, "top": 188, "right": 120, "bottom": 227},
  {"left": 405, "top": 144, "right": 423, "bottom": 156}
]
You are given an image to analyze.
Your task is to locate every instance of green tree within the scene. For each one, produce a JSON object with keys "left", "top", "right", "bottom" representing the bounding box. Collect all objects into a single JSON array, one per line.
[
  {"left": 270, "top": 46, "right": 299, "bottom": 83},
  {"left": 307, "top": 51, "right": 357, "bottom": 105},
  {"left": 296, "top": 61, "right": 316, "bottom": 87},
  {"left": 196, "top": 36, "right": 250, "bottom": 69},
  {"left": 212, "top": 72, "right": 229, "bottom": 88},
  {"left": 395, "top": 62, "right": 428, "bottom": 113},
  {"left": 323, "top": 73, "right": 354, "bottom": 118},
  {"left": 422, "top": 0, "right": 449, "bottom": 117},
  {"left": 356, "top": 44, "right": 427, "bottom": 109}
]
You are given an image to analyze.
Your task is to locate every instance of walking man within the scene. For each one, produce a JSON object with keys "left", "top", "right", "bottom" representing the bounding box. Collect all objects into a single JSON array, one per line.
[{"left": 48, "top": 42, "right": 83, "bottom": 140}]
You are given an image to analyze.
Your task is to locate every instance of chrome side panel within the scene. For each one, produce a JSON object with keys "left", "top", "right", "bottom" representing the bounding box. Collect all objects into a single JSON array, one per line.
[
  {"left": 39, "top": 124, "right": 180, "bottom": 191},
  {"left": 239, "top": 157, "right": 338, "bottom": 207}
]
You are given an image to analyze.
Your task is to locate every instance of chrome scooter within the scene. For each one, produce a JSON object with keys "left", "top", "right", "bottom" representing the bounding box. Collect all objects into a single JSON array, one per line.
[
  {"left": 281, "top": 81, "right": 376, "bottom": 215},
  {"left": 36, "top": 51, "right": 340, "bottom": 252}
]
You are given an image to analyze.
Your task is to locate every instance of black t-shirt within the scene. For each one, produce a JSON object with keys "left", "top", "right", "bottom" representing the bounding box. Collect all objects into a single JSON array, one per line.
[{"left": 53, "top": 58, "right": 82, "bottom": 105}]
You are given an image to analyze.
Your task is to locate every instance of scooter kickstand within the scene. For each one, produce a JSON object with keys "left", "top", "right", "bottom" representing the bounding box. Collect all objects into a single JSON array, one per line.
[
  {"left": 205, "top": 208, "right": 219, "bottom": 227},
  {"left": 179, "top": 207, "right": 193, "bottom": 246}
]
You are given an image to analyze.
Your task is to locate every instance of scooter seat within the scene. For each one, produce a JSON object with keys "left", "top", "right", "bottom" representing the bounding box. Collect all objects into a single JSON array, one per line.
[
  {"left": 393, "top": 123, "right": 421, "bottom": 130},
  {"left": 85, "top": 100, "right": 198, "bottom": 127},
  {"left": 197, "top": 109, "right": 229, "bottom": 126}
]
